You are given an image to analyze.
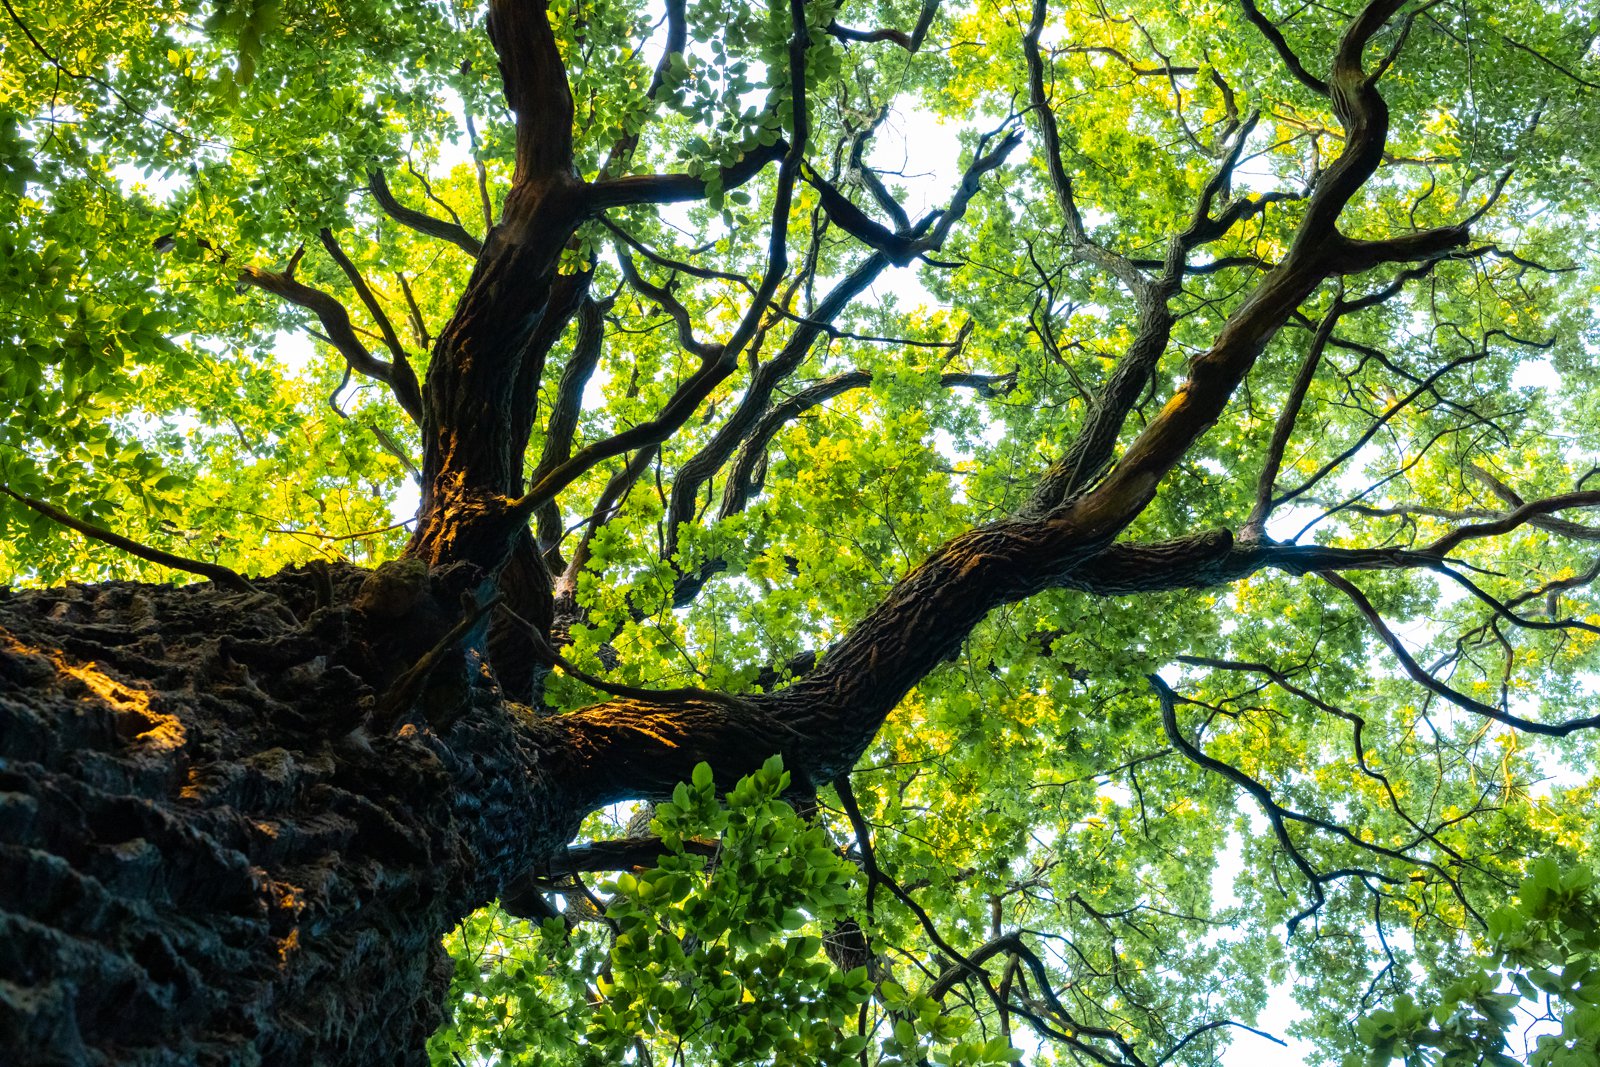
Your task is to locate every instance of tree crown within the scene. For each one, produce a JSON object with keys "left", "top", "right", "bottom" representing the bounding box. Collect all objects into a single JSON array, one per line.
[{"left": 3, "top": 0, "right": 1600, "bottom": 1062}]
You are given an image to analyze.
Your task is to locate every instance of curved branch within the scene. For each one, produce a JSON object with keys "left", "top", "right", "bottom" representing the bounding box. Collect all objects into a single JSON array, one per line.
[
  {"left": 1425, "top": 490, "right": 1600, "bottom": 556},
  {"left": 1239, "top": 0, "right": 1331, "bottom": 95},
  {"left": 367, "top": 169, "right": 483, "bottom": 257},
  {"left": 1271, "top": 340, "right": 1488, "bottom": 513},
  {"left": 1319, "top": 571, "right": 1600, "bottom": 737},
  {"left": 668, "top": 366, "right": 1016, "bottom": 607},
  {"left": 662, "top": 254, "right": 892, "bottom": 562},
  {"left": 826, "top": 0, "right": 939, "bottom": 53},
  {"left": 317, "top": 228, "right": 417, "bottom": 383},
  {"left": 803, "top": 165, "right": 928, "bottom": 265},
  {"left": 616, "top": 251, "right": 722, "bottom": 360},
  {"left": 553, "top": 446, "right": 658, "bottom": 613},
  {"left": 1024, "top": 0, "right": 1149, "bottom": 294},
  {"left": 237, "top": 254, "right": 424, "bottom": 424},
  {"left": 661, "top": 130, "right": 1019, "bottom": 565}
]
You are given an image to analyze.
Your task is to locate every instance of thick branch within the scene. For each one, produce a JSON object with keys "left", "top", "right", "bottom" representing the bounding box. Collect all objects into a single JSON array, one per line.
[
  {"left": 487, "top": 0, "right": 575, "bottom": 182},
  {"left": 803, "top": 166, "right": 928, "bottom": 265},
  {"left": 552, "top": 836, "right": 717, "bottom": 873},
  {"left": 587, "top": 142, "right": 788, "bottom": 210},
  {"left": 826, "top": 0, "right": 939, "bottom": 53}
]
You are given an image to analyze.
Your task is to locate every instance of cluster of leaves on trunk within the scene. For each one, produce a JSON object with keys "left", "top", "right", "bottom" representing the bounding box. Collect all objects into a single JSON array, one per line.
[{"left": 4, "top": 0, "right": 1600, "bottom": 1064}]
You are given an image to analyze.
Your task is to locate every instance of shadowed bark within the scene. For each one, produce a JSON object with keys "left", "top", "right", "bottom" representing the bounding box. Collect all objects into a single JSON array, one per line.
[{"left": 0, "top": 566, "right": 580, "bottom": 1064}]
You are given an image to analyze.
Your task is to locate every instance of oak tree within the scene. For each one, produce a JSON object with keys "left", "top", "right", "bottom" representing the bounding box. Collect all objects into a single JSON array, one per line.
[{"left": 2, "top": 0, "right": 1599, "bottom": 1063}]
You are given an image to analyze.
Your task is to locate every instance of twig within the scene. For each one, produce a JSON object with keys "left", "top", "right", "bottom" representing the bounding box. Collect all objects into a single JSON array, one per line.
[{"left": 494, "top": 604, "right": 754, "bottom": 713}]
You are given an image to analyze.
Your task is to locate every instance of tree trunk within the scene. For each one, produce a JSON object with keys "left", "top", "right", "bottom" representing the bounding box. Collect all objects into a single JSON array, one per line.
[
  {"left": 0, "top": 565, "right": 583, "bottom": 1066},
  {"left": 0, "top": 6, "right": 1421, "bottom": 1055},
  {"left": 0, "top": 519, "right": 1209, "bottom": 1064}
]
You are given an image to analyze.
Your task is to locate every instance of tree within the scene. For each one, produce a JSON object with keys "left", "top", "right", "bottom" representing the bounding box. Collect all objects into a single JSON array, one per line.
[{"left": 2, "top": 0, "right": 1598, "bottom": 1062}]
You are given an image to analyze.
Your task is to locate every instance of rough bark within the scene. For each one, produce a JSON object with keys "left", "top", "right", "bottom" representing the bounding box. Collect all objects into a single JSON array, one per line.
[
  {"left": 0, "top": 566, "right": 581, "bottom": 1065},
  {"left": 0, "top": 524, "right": 1276, "bottom": 1064}
]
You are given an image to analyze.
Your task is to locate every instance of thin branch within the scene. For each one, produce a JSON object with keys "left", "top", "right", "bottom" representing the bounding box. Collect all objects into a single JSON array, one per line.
[
  {"left": 1244, "top": 298, "right": 1341, "bottom": 536},
  {"left": 1, "top": 486, "right": 255, "bottom": 594},
  {"left": 238, "top": 251, "right": 424, "bottom": 423},
  {"left": 1238, "top": 0, "right": 1332, "bottom": 95},
  {"left": 1157, "top": 1020, "right": 1286, "bottom": 1064},
  {"left": 1320, "top": 571, "right": 1600, "bottom": 737},
  {"left": 367, "top": 169, "right": 483, "bottom": 257},
  {"left": 496, "top": 603, "right": 753, "bottom": 712},
  {"left": 317, "top": 228, "right": 415, "bottom": 374}
]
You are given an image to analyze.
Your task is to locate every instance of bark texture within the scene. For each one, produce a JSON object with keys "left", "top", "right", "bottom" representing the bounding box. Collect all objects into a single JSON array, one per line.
[{"left": 0, "top": 566, "right": 579, "bottom": 1066}]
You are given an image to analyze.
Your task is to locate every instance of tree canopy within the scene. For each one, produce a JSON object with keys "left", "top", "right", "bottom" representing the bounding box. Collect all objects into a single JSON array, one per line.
[{"left": 2, "top": 0, "right": 1600, "bottom": 1064}]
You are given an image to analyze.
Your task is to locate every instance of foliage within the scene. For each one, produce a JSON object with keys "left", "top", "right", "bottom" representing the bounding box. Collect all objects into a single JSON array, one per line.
[
  {"left": 1351, "top": 855, "right": 1600, "bottom": 1067},
  {"left": 431, "top": 757, "right": 1030, "bottom": 1066},
  {"left": 432, "top": 758, "right": 869, "bottom": 1066},
  {"left": 5, "top": 0, "right": 1600, "bottom": 1064}
]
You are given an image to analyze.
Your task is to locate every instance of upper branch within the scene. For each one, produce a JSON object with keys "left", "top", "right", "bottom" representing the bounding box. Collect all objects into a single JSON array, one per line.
[
  {"left": 586, "top": 142, "right": 788, "bottom": 210},
  {"left": 847, "top": 108, "right": 912, "bottom": 232},
  {"left": 617, "top": 251, "right": 723, "bottom": 360},
  {"left": 662, "top": 129, "right": 1019, "bottom": 564},
  {"left": 317, "top": 229, "right": 415, "bottom": 374},
  {"left": 1059, "top": 0, "right": 1418, "bottom": 539},
  {"left": 599, "top": 0, "right": 688, "bottom": 177},
  {"left": 1320, "top": 571, "right": 1600, "bottom": 737},
  {"left": 671, "top": 365, "right": 1015, "bottom": 607},
  {"left": 487, "top": 0, "right": 575, "bottom": 182},
  {"left": 826, "top": 0, "right": 940, "bottom": 53},
  {"left": 510, "top": 0, "right": 816, "bottom": 520},
  {"left": 238, "top": 250, "right": 424, "bottom": 424},
  {"left": 367, "top": 169, "right": 483, "bottom": 258},
  {"left": 1024, "top": 0, "right": 1149, "bottom": 295},
  {"left": 1242, "top": 300, "right": 1342, "bottom": 537},
  {"left": 531, "top": 294, "right": 610, "bottom": 554},
  {"left": 1425, "top": 491, "right": 1600, "bottom": 557},
  {"left": 1239, "top": 0, "right": 1331, "bottom": 95},
  {"left": 803, "top": 165, "right": 928, "bottom": 266}
]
